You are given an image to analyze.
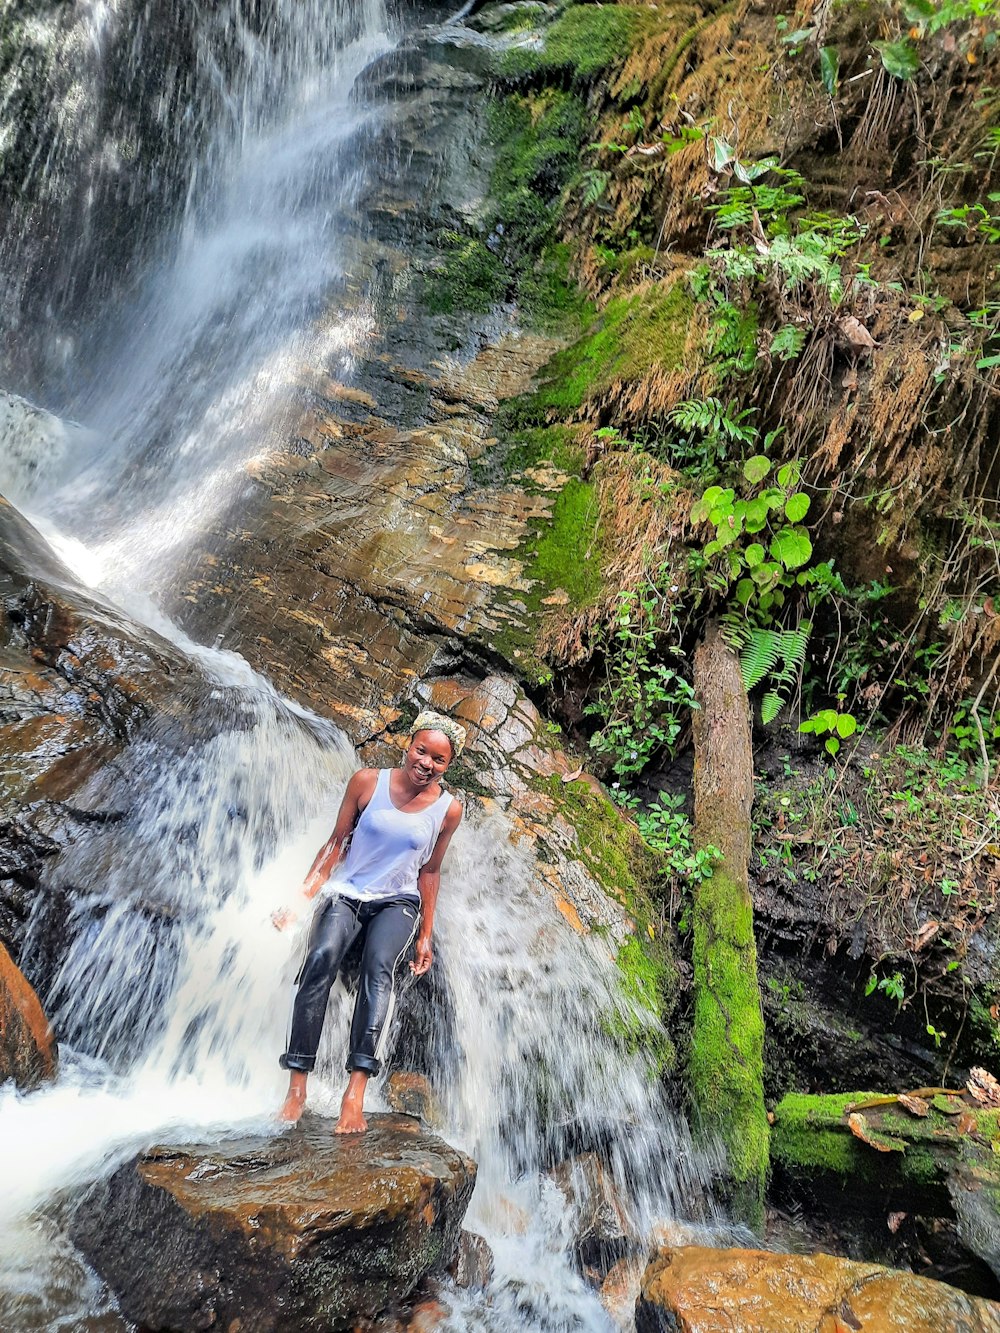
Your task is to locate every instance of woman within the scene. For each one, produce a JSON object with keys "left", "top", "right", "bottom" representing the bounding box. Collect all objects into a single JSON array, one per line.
[{"left": 276, "top": 710, "right": 465, "bottom": 1132}]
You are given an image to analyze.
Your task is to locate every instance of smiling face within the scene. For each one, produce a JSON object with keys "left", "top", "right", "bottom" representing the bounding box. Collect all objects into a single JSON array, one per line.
[{"left": 405, "top": 729, "right": 453, "bottom": 787}]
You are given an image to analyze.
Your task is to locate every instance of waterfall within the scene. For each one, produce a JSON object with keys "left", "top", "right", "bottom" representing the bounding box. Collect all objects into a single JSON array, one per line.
[{"left": 0, "top": 1, "right": 724, "bottom": 1329}]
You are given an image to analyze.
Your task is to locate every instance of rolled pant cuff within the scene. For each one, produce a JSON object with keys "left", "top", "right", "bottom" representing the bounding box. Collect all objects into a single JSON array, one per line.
[
  {"left": 346, "top": 1053, "right": 380, "bottom": 1075},
  {"left": 279, "top": 1052, "right": 316, "bottom": 1073}
]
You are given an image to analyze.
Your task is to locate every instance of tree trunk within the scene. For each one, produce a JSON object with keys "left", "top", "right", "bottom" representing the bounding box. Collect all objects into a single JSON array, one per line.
[{"left": 689, "top": 619, "right": 768, "bottom": 1229}]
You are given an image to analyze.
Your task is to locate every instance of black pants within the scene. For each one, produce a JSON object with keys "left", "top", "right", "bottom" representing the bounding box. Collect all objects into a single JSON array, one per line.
[{"left": 280, "top": 894, "right": 419, "bottom": 1076}]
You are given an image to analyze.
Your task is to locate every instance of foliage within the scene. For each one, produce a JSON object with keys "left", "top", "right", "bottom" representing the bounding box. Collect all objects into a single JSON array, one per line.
[
  {"left": 633, "top": 790, "right": 722, "bottom": 884},
  {"left": 665, "top": 396, "right": 756, "bottom": 472},
  {"left": 799, "top": 706, "right": 858, "bottom": 757},
  {"left": 586, "top": 583, "right": 697, "bottom": 779},
  {"left": 692, "top": 153, "right": 869, "bottom": 378}
]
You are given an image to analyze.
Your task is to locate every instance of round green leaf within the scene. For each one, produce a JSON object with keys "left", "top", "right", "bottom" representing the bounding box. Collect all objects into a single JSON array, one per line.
[
  {"left": 784, "top": 492, "right": 810, "bottom": 523},
  {"left": 744, "top": 498, "right": 769, "bottom": 532},
  {"left": 825, "top": 736, "right": 841, "bottom": 756},
  {"left": 744, "top": 543, "right": 765, "bottom": 568},
  {"left": 743, "top": 455, "right": 772, "bottom": 484},
  {"left": 736, "top": 578, "right": 755, "bottom": 606},
  {"left": 770, "top": 526, "right": 813, "bottom": 570},
  {"left": 836, "top": 713, "right": 858, "bottom": 738}
]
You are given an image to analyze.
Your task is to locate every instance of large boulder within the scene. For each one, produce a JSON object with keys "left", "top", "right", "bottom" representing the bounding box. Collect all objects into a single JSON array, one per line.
[
  {"left": 71, "top": 1112, "right": 476, "bottom": 1332},
  {"left": 0, "top": 939, "right": 56, "bottom": 1087},
  {"left": 635, "top": 1246, "right": 1000, "bottom": 1332}
]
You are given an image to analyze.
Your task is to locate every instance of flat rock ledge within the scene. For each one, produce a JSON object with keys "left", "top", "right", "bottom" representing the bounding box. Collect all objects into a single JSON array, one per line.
[
  {"left": 635, "top": 1245, "right": 1000, "bottom": 1333},
  {"left": 71, "top": 1112, "right": 476, "bottom": 1333}
]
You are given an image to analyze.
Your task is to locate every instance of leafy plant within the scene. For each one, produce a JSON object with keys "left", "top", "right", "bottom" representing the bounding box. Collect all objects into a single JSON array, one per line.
[
  {"left": 634, "top": 790, "right": 722, "bottom": 883},
  {"left": 586, "top": 583, "right": 698, "bottom": 778},
  {"left": 873, "top": 38, "right": 920, "bottom": 80},
  {"left": 799, "top": 705, "right": 858, "bottom": 756},
  {"left": 866, "top": 970, "right": 907, "bottom": 1006},
  {"left": 581, "top": 168, "right": 611, "bottom": 206}
]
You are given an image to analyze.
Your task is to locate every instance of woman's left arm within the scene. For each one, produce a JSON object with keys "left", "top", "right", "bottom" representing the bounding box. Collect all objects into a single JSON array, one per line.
[{"left": 411, "top": 798, "right": 463, "bottom": 976}]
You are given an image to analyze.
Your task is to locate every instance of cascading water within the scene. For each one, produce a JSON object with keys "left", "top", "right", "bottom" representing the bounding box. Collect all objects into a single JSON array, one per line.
[{"left": 0, "top": 0, "right": 726, "bottom": 1328}]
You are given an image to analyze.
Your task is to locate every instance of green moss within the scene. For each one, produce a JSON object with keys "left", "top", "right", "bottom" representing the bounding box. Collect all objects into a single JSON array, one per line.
[
  {"left": 510, "top": 278, "right": 694, "bottom": 423},
  {"left": 688, "top": 868, "right": 769, "bottom": 1230},
  {"left": 770, "top": 1092, "right": 1000, "bottom": 1205},
  {"left": 527, "top": 772, "right": 679, "bottom": 1070},
  {"left": 488, "top": 91, "right": 589, "bottom": 269},
  {"left": 533, "top": 772, "right": 655, "bottom": 902},
  {"left": 489, "top": 474, "right": 604, "bottom": 678},
  {"left": 473, "top": 423, "right": 588, "bottom": 486},
  {"left": 497, "top": 5, "right": 652, "bottom": 85},
  {"left": 425, "top": 233, "right": 508, "bottom": 315},
  {"left": 518, "top": 243, "right": 594, "bottom": 333},
  {"left": 612, "top": 934, "right": 677, "bottom": 1076},
  {"left": 529, "top": 478, "right": 603, "bottom": 605}
]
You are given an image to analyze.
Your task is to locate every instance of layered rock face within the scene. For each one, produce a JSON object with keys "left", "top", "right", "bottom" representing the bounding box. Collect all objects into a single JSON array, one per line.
[
  {"left": 71, "top": 1113, "right": 476, "bottom": 1332},
  {"left": 636, "top": 1246, "right": 1000, "bottom": 1333},
  {"left": 0, "top": 498, "right": 200, "bottom": 962}
]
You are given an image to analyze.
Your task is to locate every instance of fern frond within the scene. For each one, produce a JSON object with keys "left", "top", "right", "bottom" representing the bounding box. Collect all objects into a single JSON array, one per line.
[{"left": 739, "top": 627, "right": 782, "bottom": 692}]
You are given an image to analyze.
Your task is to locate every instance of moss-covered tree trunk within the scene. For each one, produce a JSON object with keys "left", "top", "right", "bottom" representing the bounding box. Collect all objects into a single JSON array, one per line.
[{"left": 689, "top": 619, "right": 769, "bottom": 1229}]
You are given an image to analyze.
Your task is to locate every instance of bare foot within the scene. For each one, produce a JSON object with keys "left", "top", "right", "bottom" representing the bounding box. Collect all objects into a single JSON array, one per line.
[
  {"left": 335, "top": 1090, "right": 368, "bottom": 1134},
  {"left": 278, "top": 1087, "right": 305, "bottom": 1119}
]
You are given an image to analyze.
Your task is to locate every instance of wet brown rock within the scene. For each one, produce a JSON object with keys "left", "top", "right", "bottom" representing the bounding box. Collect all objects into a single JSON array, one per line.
[
  {"left": 547, "top": 1152, "right": 635, "bottom": 1271},
  {"left": 448, "top": 1229, "right": 494, "bottom": 1290},
  {"left": 71, "top": 1112, "right": 476, "bottom": 1333},
  {"left": 599, "top": 1256, "right": 644, "bottom": 1330},
  {"left": 0, "top": 939, "right": 56, "bottom": 1088},
  {"left": 635, "top": 1246, "right": 1000, "bottom": 1333},
  {"left": 386, "top": 1071, "right": 440, "bottom": 1125},
  {"left": 0, "top": 497, "right": 199, "bottom": 956}
]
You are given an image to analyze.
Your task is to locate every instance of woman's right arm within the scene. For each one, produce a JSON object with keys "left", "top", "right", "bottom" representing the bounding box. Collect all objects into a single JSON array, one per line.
[{"left": 274, "top": 769, "right": 376, "bottom": 926}]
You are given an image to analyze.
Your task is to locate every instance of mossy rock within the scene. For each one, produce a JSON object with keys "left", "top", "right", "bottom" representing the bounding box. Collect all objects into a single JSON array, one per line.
[
  {"left": 424, "top": 233, "right": 508, "bottom": 316},
  {"left": 527, "top": 771, "right": 679, "bottom": 1070},
  {"left": 507, "top": 277, "right": 694, "bottom": 424},
  {"left": 770, "top": 1090, "right": 1000, "bottom": 1214},
  {"left": 489, "top": 474, "right": 604, "bottom": 678},
  {"left": 496, "top": 4, "right": 655, "bottom": 86}
]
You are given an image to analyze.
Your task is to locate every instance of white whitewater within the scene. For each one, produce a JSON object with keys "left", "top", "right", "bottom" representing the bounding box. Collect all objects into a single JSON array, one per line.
[{"left": 0, "top": 1, "right": 722, "bottom": 1329}]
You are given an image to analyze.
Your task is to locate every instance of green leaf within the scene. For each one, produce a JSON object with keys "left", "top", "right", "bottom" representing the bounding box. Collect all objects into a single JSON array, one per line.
[
  {"left": 873, "top": 39, "right": 920, "bottom": 80},
  {"left": 819, "top": 45, "right": 839, "bottom": 96},
  {"left": 902, "top": 0, "right": 934, "bottom": 21},
  {"left": 744, "top": 543, "right": 765, "bottom": 568},
  {"left": 736, "top": 578, "right": 755, "bottom": 606},
  {"left": 776, "top": 461, "right": 801, "bottom": 490},
  {"left": 771, "top": 324, "right": 807, "bottom": 362},
  {"left": 770, "top": 526, "right": 813, "bottom": 570},
  {"left": 743, "top": 455, "right": 772, "bottom": 484},
  {"left": 836, "top": 713, "right": 858, "bottom": 738},
  {"left": 976, "top": 353, "right": 1000, "bottom": 369},
  {"left": 744, "top": 497, "right": 769, "bottom": 532},
  {"left": 784, "top": 492, "right": 811, "bottom": 522},
  {"left": 825, "top": 736, "right": 841, "bottom": 756},
  {"left": 751, "top": 561, "right": 782, "bottom": 587},
  {"left": 710, "top": 137, "right": 735, "bottom": 173}
]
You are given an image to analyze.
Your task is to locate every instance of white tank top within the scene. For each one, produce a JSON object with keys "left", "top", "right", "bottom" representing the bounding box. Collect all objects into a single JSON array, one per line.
[{"left": 330, "top": 769, "right": 453, "bottom": 903}]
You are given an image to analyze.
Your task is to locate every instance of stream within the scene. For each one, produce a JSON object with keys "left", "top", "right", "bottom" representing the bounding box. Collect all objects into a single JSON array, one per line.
[{"left": 0, "top": 0, "right": 726, "bottom": 1328}]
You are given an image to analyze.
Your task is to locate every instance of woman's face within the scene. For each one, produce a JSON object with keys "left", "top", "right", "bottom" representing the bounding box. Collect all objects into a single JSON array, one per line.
[{"left": 405, "top": 729, "right": 453, "bottom": 787}]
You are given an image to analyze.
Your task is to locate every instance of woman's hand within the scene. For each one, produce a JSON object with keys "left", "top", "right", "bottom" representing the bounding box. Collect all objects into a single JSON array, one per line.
[
  {"left": 272, "top": 907, "right": 297, "bottom": 931},
  {"left": 410, "top": 936, "right": 433, "bottom": 976}
]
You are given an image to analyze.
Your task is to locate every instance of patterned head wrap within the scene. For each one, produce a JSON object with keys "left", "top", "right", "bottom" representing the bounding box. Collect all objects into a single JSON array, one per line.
[{"left": 411, "top": 709, "right": 467, "bottom": 759}]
